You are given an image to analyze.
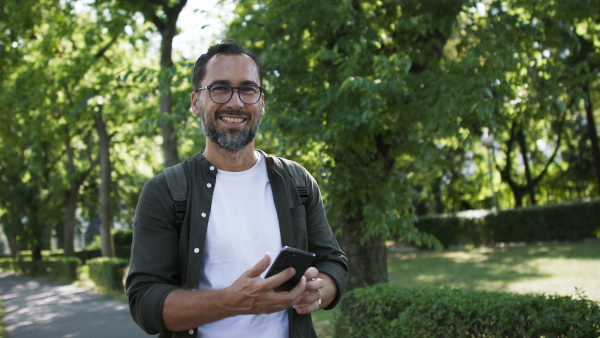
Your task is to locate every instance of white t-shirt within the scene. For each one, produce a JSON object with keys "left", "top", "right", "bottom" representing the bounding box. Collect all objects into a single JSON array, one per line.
[{"left": 197, "top": 152, "right": 287, "bottom": 338}]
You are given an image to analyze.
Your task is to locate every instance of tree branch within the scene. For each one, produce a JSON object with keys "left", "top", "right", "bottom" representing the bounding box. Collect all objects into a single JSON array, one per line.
[{"left": 532, "top": 104, "right": 568, "bottom": 186}]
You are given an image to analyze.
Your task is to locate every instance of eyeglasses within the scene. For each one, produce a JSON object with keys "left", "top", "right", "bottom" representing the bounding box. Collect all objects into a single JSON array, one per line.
[{"left": 194, "top": 84, "right": 264, "bottom": 104}]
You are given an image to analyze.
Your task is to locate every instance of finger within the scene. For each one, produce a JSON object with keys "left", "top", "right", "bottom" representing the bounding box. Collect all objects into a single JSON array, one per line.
[
  {"left": 279, "top": 275, "right": 306, "bottom": 297},
  {"left": 303, "top": 267, "right": 319, "bottom": 280},
  {"left": 295, "top": 287, "right": 322, "bottom": 306},
  {"left": 244, "top": 252, "right": 272, "bottom": 278},
  {"left": 293, "top": 296, "right": 322, "bottom": 314},
  {"left": 292, "top": 276, "right": 308, "bottom": 296},
  {"left": 303, "top": 277, "right": 325, "bottom": 292},
  {"left": 264, "top": 266, "right": 297, "bottom": 290}
]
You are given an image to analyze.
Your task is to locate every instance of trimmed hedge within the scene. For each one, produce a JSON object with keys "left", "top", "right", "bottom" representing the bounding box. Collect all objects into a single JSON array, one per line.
[
  {"left": 113, "top": 229, "right": 133, "bottom": 246},
  {"left": 0, "top": 257, "right": 80, "bottom": 283},
  {"left": 87, "top": 257, "right": 129, "bottom": 291},
  {"left": 66, "top": 245, "right": 131, "bottom": 264},
  {"left": 336, "top": 284, "right": 600, "bottom": 337},
  {"left": 416, "top": 198, "right": 600, "bottom": 247}
]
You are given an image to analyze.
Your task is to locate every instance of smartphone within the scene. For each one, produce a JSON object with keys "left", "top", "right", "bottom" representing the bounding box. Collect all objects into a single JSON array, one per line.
[{"left": 265, "top": 246, "right": 316, "bottom": 292}]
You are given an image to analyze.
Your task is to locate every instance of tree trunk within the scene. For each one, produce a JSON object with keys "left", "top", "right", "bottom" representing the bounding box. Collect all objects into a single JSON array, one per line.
[
  {"left": 338, "top": 216, "right": 388, "bottom": 291},
  {"left": 516, "top": 126, "right": 537, "bottom": 205},
  {"left": 63, "top": 126, "right": 98, "bottom": 256},
  {"left": 159, "top": 52, "right": 178, "bottom": 168},
  {"left": 154, "top": 2, "right": 187, "bottom": 168},
  {"left": 63, "top": 184, "right": 79, "bottom": 256},
  {"left": 32, "top": 245, "right": 42, "bottom": 261},
  {"left": 159, "top": 26, "right": 178, "bottom": 167},
  {"left": 583, "top": 83, "right": 600, "bottom": 195},
  {"left": 498, "top": 119, "right": 562, "bottom": 208},
  {"left": 63, "top": 127, "right": 78, "bottom": 256},
  {"left": 95, "top": 107, "right": 115, "bottom": 258},
  {"left": 9, "top": 236, "right": 19, "bottom": 260},
  {"left": 513, "top": 188, "right": 525, "bottom": 208}
]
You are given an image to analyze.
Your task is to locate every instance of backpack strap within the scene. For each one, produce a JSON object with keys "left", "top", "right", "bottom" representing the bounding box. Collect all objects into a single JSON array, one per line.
[
  {"left": 163, "top": 158, "right": 307, "bottom": 232},
  {"left": 278, "top": 157, "right": 309, "bottom": 205},
  {"left": 163, "top": 163, "right": 187, "bottom": 231}
]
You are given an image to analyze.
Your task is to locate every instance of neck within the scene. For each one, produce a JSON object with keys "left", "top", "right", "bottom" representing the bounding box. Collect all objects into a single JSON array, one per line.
[{"left": 203, "top": 141, "right": 258, "bottom": 172}]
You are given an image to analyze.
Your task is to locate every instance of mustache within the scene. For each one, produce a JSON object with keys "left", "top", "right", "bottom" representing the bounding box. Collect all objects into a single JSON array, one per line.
[{"left": 216, "top": 109, "right": 251, "bottom": 119}]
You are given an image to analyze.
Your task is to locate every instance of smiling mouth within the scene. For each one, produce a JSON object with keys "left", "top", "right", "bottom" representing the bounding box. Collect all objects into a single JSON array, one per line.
[{"left": 221, "top": 116, "right": 245, "bottom": 123}]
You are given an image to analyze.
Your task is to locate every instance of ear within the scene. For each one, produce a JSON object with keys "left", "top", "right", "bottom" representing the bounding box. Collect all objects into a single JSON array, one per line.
[
  {"left": 259, "top": 93, "right": 265, "bottom": 117},
  {"left": 191, "top": 91, "right": 200, "bottom": 116}
]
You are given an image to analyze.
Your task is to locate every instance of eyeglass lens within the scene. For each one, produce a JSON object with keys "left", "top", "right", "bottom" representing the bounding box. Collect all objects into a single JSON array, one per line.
[{"left": 209, "top": 85, "right": 261, "bottom": 104}]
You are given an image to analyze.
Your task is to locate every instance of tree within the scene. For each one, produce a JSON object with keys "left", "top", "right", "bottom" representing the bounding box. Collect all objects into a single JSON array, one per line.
[
  {"left": 227, "top": 0, "right": 486, "bottom": 289},
  {"left": 472, "top": 0, "right": 600, "bottom": 206},
  {"left": 227, "top": 0, "right": 600, "bottom": 289},
  {"left": 0, "top": 0, "right": 154, "bottom": 258},
  {"left": 564, "top": 30, "right": 600, "bottom": 196},
  {"left": 100, "top": 0, "right": 188, "bottom": 168},
  {"left": 1, "top": 0, "right": 82, "bottom": 258}
]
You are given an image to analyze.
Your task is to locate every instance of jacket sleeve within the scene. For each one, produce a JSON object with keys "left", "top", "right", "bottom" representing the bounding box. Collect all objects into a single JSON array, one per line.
[
  {"left": 303, "top": 169, "right": 349, "bottom": 310},
  {"left": 126, "top": 175, "right": 181, "bottom": 335}
]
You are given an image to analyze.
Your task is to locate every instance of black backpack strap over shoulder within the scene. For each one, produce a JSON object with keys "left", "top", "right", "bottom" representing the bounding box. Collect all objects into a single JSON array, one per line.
[
  {"left": 163, "top": 163, "right": 187, "bottom": 231},
  {"left": 278, "top": 157, "right": 309, "bottom": 205}
]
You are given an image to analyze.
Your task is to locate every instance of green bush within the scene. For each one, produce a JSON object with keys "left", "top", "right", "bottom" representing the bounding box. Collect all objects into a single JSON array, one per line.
[
  {"left": 72, "top": 249, "right": 101, "bottom": 264},
  {"left": 87, "top": 257, "right": 129, "bottom": 291},
  {"left": 79, "top": 229, "right": 132, "bottom": 261},
  {"left": 62, "top": 246, "right": 130, "bottom": 263},
  {"left": 44, "top": 257, "right": 80, "bottom": 282},
  {"left": 113, "top": 229, "right": 133, "bottom": 246},
  {"left": 416, "top": 198, "right": 600, "bottom": 247},
  {"left": 0, "top": 258, "right": 15, "bottom": 272},
  {"left": 336, "top": 284, "right": 600, "bottom": 337},
  {"left": 115, "top": 245, "right": 131, "bottom": 260},
  {"left": 0, "top": 257, "right": 80, "bottom": 283}
]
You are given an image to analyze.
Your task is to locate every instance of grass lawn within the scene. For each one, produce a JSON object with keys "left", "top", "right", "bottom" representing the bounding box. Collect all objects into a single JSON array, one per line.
[
  {"left": 388, "top": 240, "right": 600, "bottom": 301},
  {"left": 314, "top": 240, "right": 600, "bottom": 337}
]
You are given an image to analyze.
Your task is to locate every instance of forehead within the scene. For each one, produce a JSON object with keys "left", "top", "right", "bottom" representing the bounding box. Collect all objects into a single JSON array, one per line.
[{"left": 203, "top": 53, "right": 260, "bottom": 85}]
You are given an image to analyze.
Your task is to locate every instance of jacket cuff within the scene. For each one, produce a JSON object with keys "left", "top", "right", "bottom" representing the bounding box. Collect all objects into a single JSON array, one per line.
[{"left": 316, "top": 261, "right": 349, "bottom": 310}]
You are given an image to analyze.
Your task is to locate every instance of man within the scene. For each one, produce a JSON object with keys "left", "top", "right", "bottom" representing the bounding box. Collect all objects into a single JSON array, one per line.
[{"left": 126, "top": 40, "right": 349, "bottom": 338}]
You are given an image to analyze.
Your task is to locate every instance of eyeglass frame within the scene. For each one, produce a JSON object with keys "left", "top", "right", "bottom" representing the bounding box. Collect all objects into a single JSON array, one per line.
[{"left": 194, "top": 84, "right": 264, "bottom": 105}]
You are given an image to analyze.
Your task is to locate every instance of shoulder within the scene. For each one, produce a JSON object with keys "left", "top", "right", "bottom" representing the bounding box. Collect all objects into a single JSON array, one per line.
[
  {"left": 141, "top": 171, "right": 169, "bottom": 201},
  {"left": 260, "top": 151, "right": 310, "bottom": 177},
  {"left": 143, "top": 154, "right": 198, "bottom": 199},
  {"left": 258, "top": 151, "right": 320, "bottom": 193}
]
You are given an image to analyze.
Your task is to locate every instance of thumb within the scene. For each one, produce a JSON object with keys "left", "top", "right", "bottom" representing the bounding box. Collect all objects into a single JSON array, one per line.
[{"left": 245, "top": 252, "right": 272, "bottom": 278}]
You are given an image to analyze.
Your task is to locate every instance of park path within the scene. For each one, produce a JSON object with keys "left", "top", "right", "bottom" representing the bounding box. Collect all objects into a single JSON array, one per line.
[{"left": 0, "top": 272, "right": 154, "bottom": 337}]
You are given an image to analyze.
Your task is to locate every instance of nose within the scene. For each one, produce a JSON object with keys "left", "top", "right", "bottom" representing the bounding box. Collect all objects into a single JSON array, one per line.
[{"left": 225, "top": 88, "right": 245, "bottom": 110}]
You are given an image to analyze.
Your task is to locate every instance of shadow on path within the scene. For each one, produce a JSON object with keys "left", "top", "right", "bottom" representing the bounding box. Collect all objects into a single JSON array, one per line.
[{"left": 0, "top": 272, "right": 154, "bottom": 338}]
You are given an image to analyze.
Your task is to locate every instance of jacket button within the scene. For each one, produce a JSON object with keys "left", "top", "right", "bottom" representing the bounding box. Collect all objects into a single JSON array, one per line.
[
  {"left": 194, "top": 248, "right": 200, "bottom": 253},
  {"left": 207, "top": 183, "right": 212, "bottom": 188},
  {"left": 201, "top": 212, "right": 207, "bottom": 217},
  {"left": 210, "top": 166, "right": 215, "bottom": 171},
  {"left": 189, "top": 329, "right": 194, "bottom": 334}
]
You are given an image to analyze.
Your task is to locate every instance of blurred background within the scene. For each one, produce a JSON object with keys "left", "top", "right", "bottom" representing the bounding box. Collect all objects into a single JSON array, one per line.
[{"left": 1, "top": 0, "right": 598, "bottom": 290}]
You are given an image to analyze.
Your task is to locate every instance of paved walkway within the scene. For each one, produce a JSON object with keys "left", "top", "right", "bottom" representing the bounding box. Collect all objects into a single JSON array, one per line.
[{"left": 0, "top": 272, "right": 155, "bottom": 337}]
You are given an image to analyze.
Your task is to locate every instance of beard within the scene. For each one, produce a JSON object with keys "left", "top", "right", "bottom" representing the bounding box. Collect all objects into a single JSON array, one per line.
[{"left": 199, "top": 108, "right": 262, "bottom": 152}]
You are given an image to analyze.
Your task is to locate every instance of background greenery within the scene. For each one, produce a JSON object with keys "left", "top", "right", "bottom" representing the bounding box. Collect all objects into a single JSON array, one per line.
[
  {"left": 1, "top": 0, "right": 599, "bottom": 290},
  {"left": 2, "top": 239, "right": 597, "bottom": 337}
]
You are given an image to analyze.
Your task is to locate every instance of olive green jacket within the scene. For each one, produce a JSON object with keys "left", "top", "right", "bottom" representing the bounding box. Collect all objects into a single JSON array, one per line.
[{"left": 126, "top": 150, "right": 349, "bottom": 338}]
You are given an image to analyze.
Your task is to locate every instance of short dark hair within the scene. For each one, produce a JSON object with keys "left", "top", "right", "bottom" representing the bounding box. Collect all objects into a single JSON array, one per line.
[{"left": 192, "top": 40, "right": 263, "bottom": 90}]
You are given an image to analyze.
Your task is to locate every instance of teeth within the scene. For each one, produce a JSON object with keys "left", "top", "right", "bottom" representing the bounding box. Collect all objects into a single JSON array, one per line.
[{"left": 222, "top": 117, "right": 244, "bottom": 123}]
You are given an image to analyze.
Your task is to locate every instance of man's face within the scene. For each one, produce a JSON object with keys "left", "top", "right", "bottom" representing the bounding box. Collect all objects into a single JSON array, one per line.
[{"left": 191, "top": 54, "right": 265, "bottom": 152}]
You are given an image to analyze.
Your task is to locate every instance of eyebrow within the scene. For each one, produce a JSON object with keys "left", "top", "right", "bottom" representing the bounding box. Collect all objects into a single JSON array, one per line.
[{"left": 210, "top": 79, "right": 260, "bottom": 86}]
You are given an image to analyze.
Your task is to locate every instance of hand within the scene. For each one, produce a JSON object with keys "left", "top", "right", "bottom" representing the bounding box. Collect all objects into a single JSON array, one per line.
[
  {"left": 162, "top": 253, "right": 309, "bottom": 331},
  {"left": 222, "top": 253, "right": 307, "bottom": 315},
  {"left": 292, "top": 267, "right": 325, "bottom": 314}
]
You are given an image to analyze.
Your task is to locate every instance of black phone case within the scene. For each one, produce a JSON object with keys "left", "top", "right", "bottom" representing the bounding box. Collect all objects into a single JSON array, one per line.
[{"left": 265, "top": 246, "right": 316, "bottom": 292}]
